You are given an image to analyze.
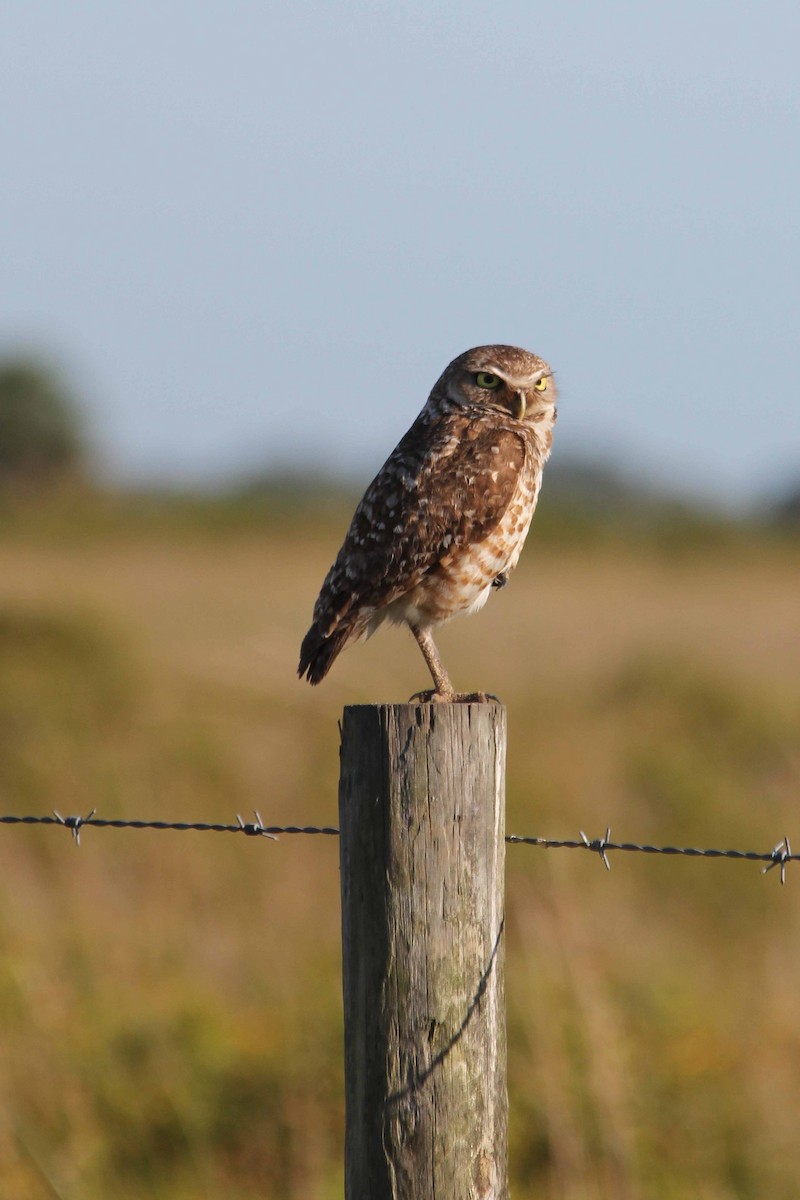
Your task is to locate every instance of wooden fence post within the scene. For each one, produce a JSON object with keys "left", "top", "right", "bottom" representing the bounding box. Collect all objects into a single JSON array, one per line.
[{"left": 338, "top": 703, "right": 508, "bottom": 1199}]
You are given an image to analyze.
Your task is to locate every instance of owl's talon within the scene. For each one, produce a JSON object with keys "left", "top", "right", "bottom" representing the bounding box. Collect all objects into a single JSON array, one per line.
[{"left": 408, "top": 690, "right": 501, "bottom": 705}]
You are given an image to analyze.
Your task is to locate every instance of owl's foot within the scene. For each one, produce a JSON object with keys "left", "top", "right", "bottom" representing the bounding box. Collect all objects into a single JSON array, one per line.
[{"left": 408, "top": 689, "right": 501, "bottom": 705}]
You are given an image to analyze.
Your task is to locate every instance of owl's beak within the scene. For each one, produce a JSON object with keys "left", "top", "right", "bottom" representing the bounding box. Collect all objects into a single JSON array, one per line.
[{"left": 511, "top": 391, "right": 526, "bottom": 420}]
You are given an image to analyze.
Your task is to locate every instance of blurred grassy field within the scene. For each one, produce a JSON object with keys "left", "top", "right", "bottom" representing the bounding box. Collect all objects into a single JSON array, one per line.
[{"left": 0, "top": 491, "right": 798, "bottom": 1199}]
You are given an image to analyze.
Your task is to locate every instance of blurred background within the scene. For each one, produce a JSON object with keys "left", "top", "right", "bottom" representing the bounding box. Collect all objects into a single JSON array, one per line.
[{"left": 1, "top": 3, "right": 799, "bottom": 1197}]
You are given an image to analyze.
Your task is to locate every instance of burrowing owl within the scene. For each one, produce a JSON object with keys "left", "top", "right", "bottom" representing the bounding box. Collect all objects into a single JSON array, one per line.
[{"left": 298, "top": 344, "right": 557, "bottom": 701}]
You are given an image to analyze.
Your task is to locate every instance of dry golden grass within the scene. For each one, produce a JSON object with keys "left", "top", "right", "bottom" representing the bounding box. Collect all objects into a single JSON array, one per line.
[{"left": 0, "top": 498, "right": 798, "bottom": 1198}]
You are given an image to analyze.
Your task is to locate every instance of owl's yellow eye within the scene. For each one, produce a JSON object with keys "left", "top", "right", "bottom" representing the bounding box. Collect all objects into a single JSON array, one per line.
[
  {"left": 533, "top": 377, "right": 548, "bottom": 392},
  {"left": 475, "top": 372, "right": 501, "bottom": 389}
]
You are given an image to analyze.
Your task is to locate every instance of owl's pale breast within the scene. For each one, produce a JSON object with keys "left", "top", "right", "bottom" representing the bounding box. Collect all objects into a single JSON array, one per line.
[{"left": 391, "top": 454, "right": 541, "bottom": 629}]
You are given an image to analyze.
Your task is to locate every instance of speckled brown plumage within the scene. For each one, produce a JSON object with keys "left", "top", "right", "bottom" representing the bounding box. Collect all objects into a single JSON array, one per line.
[{"left": 298, "top": 344, "right": 557, "bottom": 700}]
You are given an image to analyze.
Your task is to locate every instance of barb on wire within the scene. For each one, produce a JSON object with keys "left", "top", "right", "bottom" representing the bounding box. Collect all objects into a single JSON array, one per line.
[
  {"left": 53, "top": 808, "right": 96, "bottom": 846},
  {"left": 237, "top": 811, "right": 278, "bottom": 840},
  {"left": 762, "top": 836, "right": 792, "bottom": 885},
  {"left": 581, "top": 827, "right": 612, "bottom": 870}
]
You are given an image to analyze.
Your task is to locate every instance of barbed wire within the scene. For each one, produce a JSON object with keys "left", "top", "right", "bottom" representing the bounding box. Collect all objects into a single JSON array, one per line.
[
  {"left": 0, "top": 810, "right": 339, "bottom": 845},
  {"left": 0, "top": 810, "right": 794, "bottom": 882},
  {"left": 507, "top": 829, "right": 795, "bottom": 884}
]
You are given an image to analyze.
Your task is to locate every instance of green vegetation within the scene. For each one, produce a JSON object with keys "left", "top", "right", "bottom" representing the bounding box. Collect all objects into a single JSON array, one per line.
[
  {"left": 0, "top": 492, "right": 798, "bottom": 1198},
  {"left": 0, "top": 360, "right": 86, "bottom": 490}
]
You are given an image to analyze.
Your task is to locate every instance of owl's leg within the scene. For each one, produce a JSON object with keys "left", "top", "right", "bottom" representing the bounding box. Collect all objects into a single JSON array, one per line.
[
  {"left": 408, "top": 624, "right": 499, "bottom": 704},
  {"left": 409, "top": 624, "right": 455, "bottom": 700}
]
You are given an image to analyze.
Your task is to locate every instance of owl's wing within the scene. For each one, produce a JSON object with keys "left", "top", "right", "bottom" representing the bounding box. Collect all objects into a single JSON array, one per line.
[{"left": 299, "top": 415, "right": 525, "bottom": 681}]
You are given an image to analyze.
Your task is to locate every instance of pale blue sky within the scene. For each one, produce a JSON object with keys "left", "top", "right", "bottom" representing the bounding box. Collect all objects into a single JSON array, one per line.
[{"left": 2, "top": 1, "right": 799, "bottom": 506}]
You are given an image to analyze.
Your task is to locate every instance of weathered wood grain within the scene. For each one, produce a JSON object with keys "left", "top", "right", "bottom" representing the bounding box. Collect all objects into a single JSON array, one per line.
[{"left": 338, "top": 703, "right": 508, "bottom": 1200}]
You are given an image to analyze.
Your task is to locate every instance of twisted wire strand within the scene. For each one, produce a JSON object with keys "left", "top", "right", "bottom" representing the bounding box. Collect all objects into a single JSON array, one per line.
[
  {"left": 0, "top": 812, "right": 339, "bottom": 840},
  {"left": 506, "top": 830, "right": 794, "bottom": 882},
  {"left": 505, "top": 832, "right": 790, "bottom": 862}
]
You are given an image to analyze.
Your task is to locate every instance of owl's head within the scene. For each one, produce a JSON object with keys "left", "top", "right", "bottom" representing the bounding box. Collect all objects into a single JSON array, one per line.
[{"left": 437, "top": 344, "right": 556, "bottom": 426}]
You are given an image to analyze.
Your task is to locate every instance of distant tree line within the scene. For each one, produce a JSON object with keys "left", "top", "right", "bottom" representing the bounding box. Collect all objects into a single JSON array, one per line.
[
  {"left": 775, "top": 488, "right": 800, "bottom": 524},
  {"left": 0, "top": 353, "right": 798, "bottom": 525},
  {"left": 0, "top": 358, "right": 86, "bottom": 489}
]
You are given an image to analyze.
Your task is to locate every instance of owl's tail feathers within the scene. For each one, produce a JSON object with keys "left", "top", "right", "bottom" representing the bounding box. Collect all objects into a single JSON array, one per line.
[{"left": 298, "top": 621, "right": 351, "bottom": 685}]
